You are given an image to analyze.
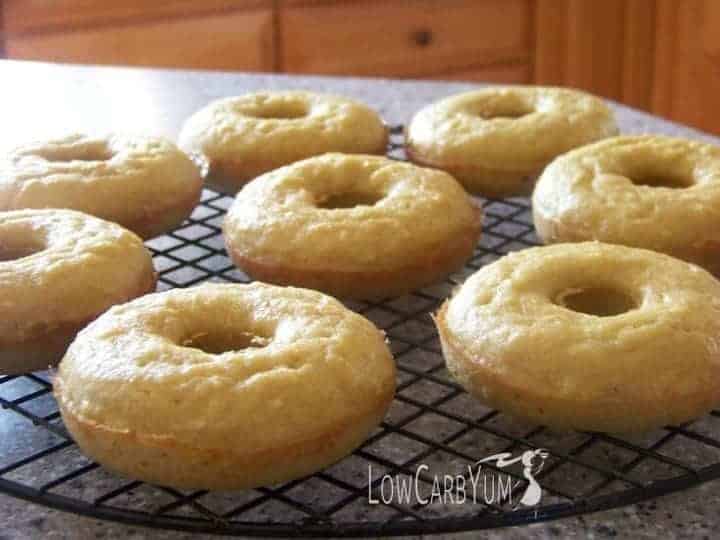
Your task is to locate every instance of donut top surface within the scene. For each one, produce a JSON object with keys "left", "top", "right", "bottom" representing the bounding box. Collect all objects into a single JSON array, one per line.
[
  {"left": 178, "top": 91, "right": 387, "bottom": 168},
  {"left": 407, "top": 86, "right": 617, "bottom": 172},
  {"left": 533, "top": 135, "right": 720, "bottom": 252},
  {"left": 443, "top": 242, "right": 720, "bottom": 403},
  {"left": 0, "top": 133, "right": 201, "bottom": 222},
  {"left": 55, "top": 283, "right": 395, "bottom": 450},
  {"left": 0, "top": 209, "right": 154, "bottom": 343},
  {"left": 224, "top": 153, "right": 480, "bottom": 270}
]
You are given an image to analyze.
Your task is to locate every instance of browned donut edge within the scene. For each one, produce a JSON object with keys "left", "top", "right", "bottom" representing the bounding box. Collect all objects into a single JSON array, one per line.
[
  {"left": 121, "top": 175, "right": 204, "bottom": 240},
  {"left": 404, "top": 141, "right": 540, "bottom": 199},
  {"left": 434, "top": 302, "right": 720, "bottom": 433},
  {"left": 0, "top": 270, "right": 157, "bottom": 375},
  {"left": 533, "top": 211, "right": 720, "bottom": 278},
  {"left": 54, "top": 373, "right": 395, "bottom": 490},
  {"left": 225, "top": 207, "right": 481, "bottom": 301}
]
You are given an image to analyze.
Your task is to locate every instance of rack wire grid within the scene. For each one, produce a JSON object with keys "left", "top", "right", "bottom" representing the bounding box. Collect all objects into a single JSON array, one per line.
[{"left": 1, "top": 125, "right": 720, "bottom": 537}]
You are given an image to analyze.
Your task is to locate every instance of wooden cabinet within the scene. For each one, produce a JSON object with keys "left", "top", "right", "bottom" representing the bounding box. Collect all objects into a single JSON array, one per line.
[
  {"left": 534, "top": 0, "right": 720, "bottom": 134},
  {"left": 278, "top": 0, "right": 532, "bottom": 78},
  {"left": 0, "top": 0, "right": 533, "bottom": 79},
  {"left": 1, "top": 0, "right": 274, "bottom": 71},
  {"left": 5, "top": 10, "right": 274, "bottom": 71},
  {"left": 0, "top": 0, "right": 718, "bottom": 133},
  {"left": 429, "top": 63, "right": 531, "bottom": 84},
  {"left": 0, "top": 1, "right": 267, "bottom": 32},
  {"left": 651, "top": 0, "right": 720, "bottom": 135},
  {"left": 534, "top": 0, "right": 656, "bottom": 110}
]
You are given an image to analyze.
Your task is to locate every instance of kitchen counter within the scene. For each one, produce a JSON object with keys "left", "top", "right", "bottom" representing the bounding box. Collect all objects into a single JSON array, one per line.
[{"left": 1, "top": 60, "right": 719, "bottom": 540}]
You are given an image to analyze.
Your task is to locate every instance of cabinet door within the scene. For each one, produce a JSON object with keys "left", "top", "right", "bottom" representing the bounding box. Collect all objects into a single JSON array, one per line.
[
  {"left": 534, "top": 0, "right": 656, "bottom": 110},
  {"left": 652, "top": 0, "right": 720, "bottom": 135},
  {"left": 279, "top": 0, "right": 532, "bottom": 78},
  {"left": 4, "top": 9, "right": 275, "bottom": 72}
]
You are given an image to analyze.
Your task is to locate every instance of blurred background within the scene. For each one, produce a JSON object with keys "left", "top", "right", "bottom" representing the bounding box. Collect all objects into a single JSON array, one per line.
[{"left": 0, "top": 0, "right": 717, "bottom": 134}]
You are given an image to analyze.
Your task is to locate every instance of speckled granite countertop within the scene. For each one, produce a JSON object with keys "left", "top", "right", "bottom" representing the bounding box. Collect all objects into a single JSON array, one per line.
[{"left": 1, "top": 60, "right": 719, "bottom": 540}]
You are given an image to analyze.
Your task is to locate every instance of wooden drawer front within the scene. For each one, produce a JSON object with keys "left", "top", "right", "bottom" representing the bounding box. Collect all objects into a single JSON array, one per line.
[
  {"left": 1, "top": 1, "right": 269, "bottom": 34},
  {"left": 5, "top": 10, "right": 274, "bottom": 72},
  {"left": 279, "top": 0, "right": 532, "bottom": 77},
  {"left": 431, "top": 62, "right": 531, "bottom": 83}
]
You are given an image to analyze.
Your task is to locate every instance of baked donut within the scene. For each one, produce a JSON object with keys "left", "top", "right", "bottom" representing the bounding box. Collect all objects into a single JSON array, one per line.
[
  {"left": 0, "top": 133, "right": 203, "bottom": 239},
  {"left": 178, "top": 91, "right": 388, "bottom": 194},
  {"left": 406, "top": 86, "right": 618, "bottom": 197},
  {"left": 436, "top": 242, "right": 720, "bottom": 433},
  {"left": 533, "top": 135, "right": 720, "bottom": 275},
  {"left": 224, "top": 153, "right": 482, "bottom": 299},
  {"left": 55, "top": 282, "right": 395, "bottom": 490},
  {"left": 0, "top": 209, "right": 156, "bottom": 374}
]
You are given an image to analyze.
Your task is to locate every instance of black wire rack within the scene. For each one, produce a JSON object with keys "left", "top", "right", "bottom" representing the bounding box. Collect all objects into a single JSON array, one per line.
[{"left": 1, "top": 125, "right": 720, "bottom": 537}]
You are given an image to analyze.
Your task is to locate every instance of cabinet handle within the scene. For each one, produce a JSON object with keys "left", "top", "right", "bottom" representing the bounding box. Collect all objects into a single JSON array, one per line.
[{"left": 411, "top": 28, "right": 433, "bottom": 47}]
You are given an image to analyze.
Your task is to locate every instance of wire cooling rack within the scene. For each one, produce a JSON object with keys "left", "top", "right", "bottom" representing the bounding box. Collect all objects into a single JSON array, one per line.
[{"left": 1, "top": 126, "right": 720, "bottom": 537}]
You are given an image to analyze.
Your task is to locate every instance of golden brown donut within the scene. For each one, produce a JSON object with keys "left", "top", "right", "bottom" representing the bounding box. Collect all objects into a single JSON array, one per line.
[
  {"left": 178, "top": 91, "right": 388, "bottom": 194},
  {"left": 0, "top": 134, "right": 203, "bottom": 239},
  {"left": 0, "top": 209, "right": 156, "bottom": 374},
  {"left": 406, "top": 86, "right": 618, "bottom": 197},
  {"left": 223, "top": 153, "right": 482, "bottom": 300},
  {"left": 436, "top": 242, "right": 720, "bottom": 433},
  {"left": 55, "top": 282, "right": 396, "bottom": 490},
  {"left": 533, "top": 135, "right": 720, "bottom": 275}
]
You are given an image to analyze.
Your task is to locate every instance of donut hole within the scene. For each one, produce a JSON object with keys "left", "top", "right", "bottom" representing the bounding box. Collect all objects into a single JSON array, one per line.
[
  {"left": 629, "top": 174, "right": 693, "bottom": 189},
  {"left": 317, "top": 191, "right": 383, "bottom": 209},
  {"left": 554, "top": 286, "right": 637, "bottom": 317},
  {"left": 466, "top": 96, "right": 534, "bottom": 120},
  {"left": 182, "top": 328, "right": 272, "bottom": 354},
  {"left": 244, "top": 101, "right": 309, "bottom": 120},
  {"left": 37, "top": 142, "right": 114, "bottom": 163},
  {"left": 609, "top": 155, "right": 696, "bottom": 189}
]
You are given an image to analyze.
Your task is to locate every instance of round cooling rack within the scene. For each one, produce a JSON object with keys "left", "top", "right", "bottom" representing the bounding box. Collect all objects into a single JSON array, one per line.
[{"left": 2, "top": 126, "right": 720, "bottom": 537}]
